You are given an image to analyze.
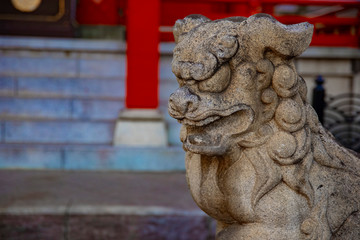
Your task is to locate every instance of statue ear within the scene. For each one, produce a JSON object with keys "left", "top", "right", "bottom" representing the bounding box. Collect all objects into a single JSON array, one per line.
[
  {"left": 173, "top": 14, "right": 210, "bottom": 43},
  {"left": 210, "top": 35, "right": 239, "bottom": 61},
  {"left": 243, "top": 14, "right": 314, "bottom": 59}
]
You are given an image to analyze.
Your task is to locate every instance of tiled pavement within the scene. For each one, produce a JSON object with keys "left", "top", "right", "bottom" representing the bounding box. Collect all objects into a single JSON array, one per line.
[{"left": 0, "top": 170, "right": 215, "bottom": 240}]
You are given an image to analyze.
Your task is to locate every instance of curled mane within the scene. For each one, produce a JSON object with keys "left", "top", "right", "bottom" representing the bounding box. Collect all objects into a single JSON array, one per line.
[
  {"left": 235, "top": 56, "right": 315, "bottom": 207},
  {"left": 236, "top": 54, "right": 360, "bottom": 236}
]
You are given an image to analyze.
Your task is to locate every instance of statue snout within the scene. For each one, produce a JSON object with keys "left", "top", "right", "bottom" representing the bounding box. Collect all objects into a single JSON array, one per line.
[{"left": 168, "top": 87, "right": 200, "bottom": 118}]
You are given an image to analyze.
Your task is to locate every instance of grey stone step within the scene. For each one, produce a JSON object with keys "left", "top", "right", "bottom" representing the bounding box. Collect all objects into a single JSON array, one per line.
[
  {"left": 1, "top": 120, "right": 114, "bottom": 144},
  {"left": 0, "top": 76, "right": 125, "bottom": 100},
  {"left": 0, "top": 97, "right": 124, "bottom": 121},
  {"left": 0, "top": 75, "right": 177, "bottom": 104},
  {"left": 0, "top": 77, "right": 14, "bottom": 96},
  {"left": 0, "top": 213, "right": 213, "bottom": 240},
  {"left": 0, "top": 102, "right": 181, "bottom": 146},
  {"left": 1, "top": 77, "right": 178, "bottom": 102},
  {"left": 18, "top": 77, "right": 125, "bottom": 99},
  {"left": 0, "top": 36, "right": 126, "bottom": 52},
  {"left": 0, "top": 170, "right": 214, "bottom": 240},
  {"left": 0, "top": 145, "right": 185, "bottom": 171},
  {"left": 0, "top": 49, "right": 126, "bottom": 79},
  {"left": 0, "top": 97, "right": 72, "bottom": 120}
]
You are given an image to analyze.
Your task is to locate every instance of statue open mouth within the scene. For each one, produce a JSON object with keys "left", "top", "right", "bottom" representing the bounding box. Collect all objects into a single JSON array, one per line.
[
  {"left": 179, "top": 115, "right": 220, "bottom": 127},
  {"left": 183, "top": 130, "right": 229, "bottom": 156},
  {"left": 180, "top": 107, "right": 254, "bottom": 155},
  {"left": 177, "top": 104, "right": 250, "bottom": 127}
]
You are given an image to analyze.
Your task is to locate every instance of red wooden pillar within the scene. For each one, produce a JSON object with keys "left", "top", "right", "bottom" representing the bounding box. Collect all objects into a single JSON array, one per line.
[{"left": 126, "top": 0, "right": 160, "bottom": 109}]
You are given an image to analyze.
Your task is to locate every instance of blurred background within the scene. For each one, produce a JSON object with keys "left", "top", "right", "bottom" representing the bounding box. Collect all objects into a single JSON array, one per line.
[{"left": 0, "top": 0, "right": 359, "bottom": 239}]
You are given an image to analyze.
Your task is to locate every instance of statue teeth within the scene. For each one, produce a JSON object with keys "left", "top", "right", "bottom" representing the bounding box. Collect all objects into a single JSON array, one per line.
[{"left": 188, "top": 135, "right": 205, "bottom": 145}]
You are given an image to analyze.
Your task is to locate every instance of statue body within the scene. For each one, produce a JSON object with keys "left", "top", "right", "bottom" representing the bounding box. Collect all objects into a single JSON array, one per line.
[{"left": 168, "top": 14, "right": 360, "bottom": 239}]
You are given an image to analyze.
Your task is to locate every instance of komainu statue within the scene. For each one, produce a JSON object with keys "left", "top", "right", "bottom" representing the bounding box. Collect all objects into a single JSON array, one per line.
[{"left": 168, "top": 14, "right": 360, "bottom": 239}]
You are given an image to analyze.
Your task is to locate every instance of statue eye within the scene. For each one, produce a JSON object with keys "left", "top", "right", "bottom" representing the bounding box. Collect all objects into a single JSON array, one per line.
[
  {"left": 221, "top": 35, "right": 237, "bottom": 48},
  {"left": 210, "top": 35, "right": 238, "bottom": 60},
  {"left": 198, "top": 63, "right": 231, "bottom": 93}
]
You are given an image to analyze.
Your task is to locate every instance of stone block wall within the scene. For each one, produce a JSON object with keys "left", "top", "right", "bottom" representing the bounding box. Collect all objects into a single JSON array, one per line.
[{"left": 0, "top": 37, "right": 126, "bottom": 146}]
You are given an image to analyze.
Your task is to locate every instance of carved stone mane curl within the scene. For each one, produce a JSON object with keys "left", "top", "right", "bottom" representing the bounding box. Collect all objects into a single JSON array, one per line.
[
  {"left": 239, "top": 58, "right": 314, "bottom": 207},
  {"left": 237, "top": 54, "right": 360, "bottom": 237}
]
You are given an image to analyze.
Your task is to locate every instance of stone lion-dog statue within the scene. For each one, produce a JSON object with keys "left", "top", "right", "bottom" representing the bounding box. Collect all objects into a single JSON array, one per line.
[{"left": 168, "top": 14, "right": 360, "bottom": 239}]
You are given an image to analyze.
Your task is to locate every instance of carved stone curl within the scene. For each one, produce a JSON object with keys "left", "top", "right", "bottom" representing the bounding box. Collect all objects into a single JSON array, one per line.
[{"left": 168, "top": 14, "right": 360, "bottom": 239}]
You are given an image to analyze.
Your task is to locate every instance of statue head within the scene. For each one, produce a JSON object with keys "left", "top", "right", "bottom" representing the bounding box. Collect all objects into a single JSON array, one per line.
[{"left": 168, "top": 14, "right": 313, "bottom": 156}]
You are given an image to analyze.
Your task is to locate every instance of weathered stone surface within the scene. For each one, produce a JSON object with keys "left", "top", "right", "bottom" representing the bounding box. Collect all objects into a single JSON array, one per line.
[{"left": 168, "top": 14, "right": 360, "bottom": 239}]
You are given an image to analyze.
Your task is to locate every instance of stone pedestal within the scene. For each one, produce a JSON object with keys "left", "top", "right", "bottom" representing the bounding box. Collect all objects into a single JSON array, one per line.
[{"left": 113, "top": 109, "right": 167, "bottom": 147}]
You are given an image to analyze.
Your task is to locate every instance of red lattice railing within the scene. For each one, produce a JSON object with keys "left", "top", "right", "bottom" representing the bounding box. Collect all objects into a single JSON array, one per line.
[{"left": 77, "top": 0, "right": 360, "bottom": 47}]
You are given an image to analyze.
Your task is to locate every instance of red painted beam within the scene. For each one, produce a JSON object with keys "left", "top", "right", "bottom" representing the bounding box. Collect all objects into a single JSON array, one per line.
[
  {"left": 261, "top": 0, "right": 360, "bottom": 6},
  {"left": 126, "top": 0, "right": 160, "bottom": 109},
  {"left": 159, "top": 0, "right": 360, "bottom": 47},
  {"left": 76, "top": 0, "right": 119, "bottom": 25},
  {"left": 312, "top": 35, "right": 359, "bottom": 47},
  {"left": 162, "top": 0, "right": 360, "bottom": 5},
  {"left": 275, "top": 16, "right": 359, "bottom": 26}
]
